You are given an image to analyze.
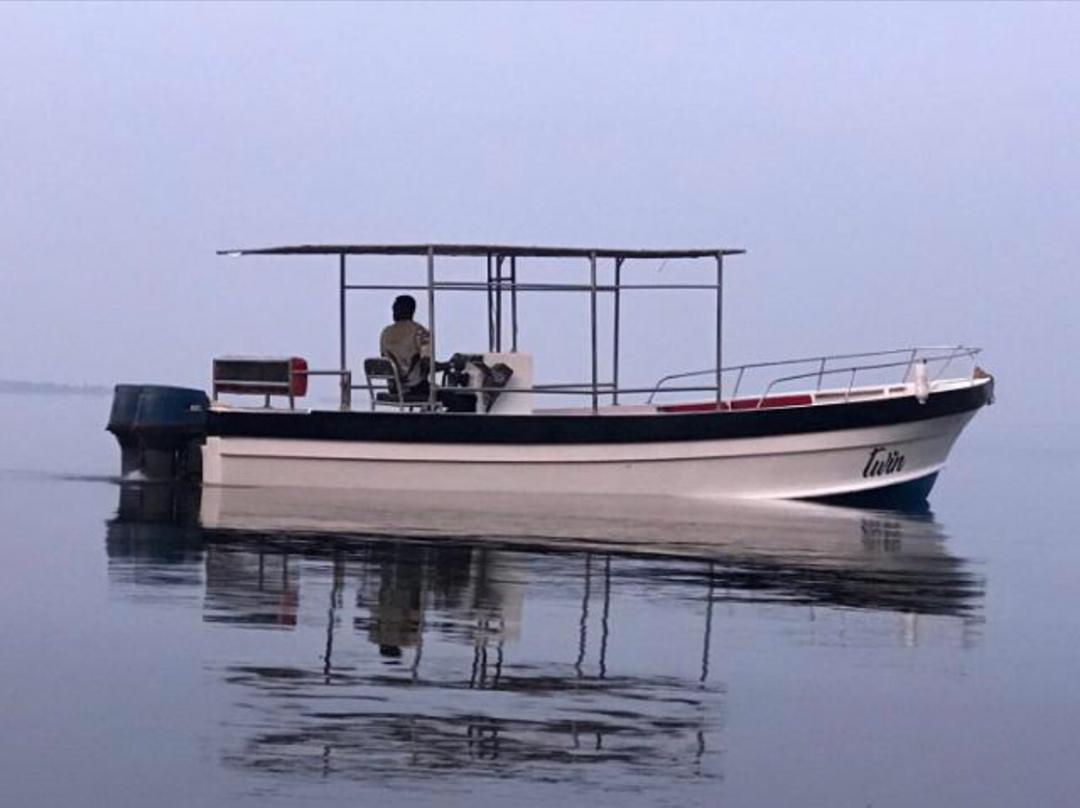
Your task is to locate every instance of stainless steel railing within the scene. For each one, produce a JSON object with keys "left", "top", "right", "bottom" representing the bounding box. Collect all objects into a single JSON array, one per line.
[
  {"left": 646, "top": 346, "right": 981, "bottom": 405},
  {"left": 239, "top": 347, "right": 979, "bottom": 413},
  {"left": 298, "top": 369, "right": 352, "bottom": 411}
]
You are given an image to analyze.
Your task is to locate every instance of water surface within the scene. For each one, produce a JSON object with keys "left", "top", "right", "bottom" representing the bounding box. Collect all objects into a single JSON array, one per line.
[{"left": 2, "top": 394, "right": 1078, "bottom": 807}]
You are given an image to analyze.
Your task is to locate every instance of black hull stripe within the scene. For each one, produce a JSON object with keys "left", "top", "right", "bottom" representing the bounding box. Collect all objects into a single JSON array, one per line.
[{"left": 207, "top": 380, "right": 991, "bottom": 445}]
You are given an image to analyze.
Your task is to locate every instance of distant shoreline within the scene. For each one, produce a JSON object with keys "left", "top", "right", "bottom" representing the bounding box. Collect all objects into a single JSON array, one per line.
[{"left": 0, "top": 380, "right": 111, "bottom": 397}]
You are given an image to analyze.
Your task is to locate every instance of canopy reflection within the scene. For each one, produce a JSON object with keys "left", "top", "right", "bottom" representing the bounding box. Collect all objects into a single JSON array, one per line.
[{"left": 104, "top": 483, "right": 982, "bottom": 789}]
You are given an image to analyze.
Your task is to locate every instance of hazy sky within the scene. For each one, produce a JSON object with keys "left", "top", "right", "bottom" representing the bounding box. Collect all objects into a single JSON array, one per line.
[{"left": 1, "top": 2, "right": 1076, "bottom": 425}]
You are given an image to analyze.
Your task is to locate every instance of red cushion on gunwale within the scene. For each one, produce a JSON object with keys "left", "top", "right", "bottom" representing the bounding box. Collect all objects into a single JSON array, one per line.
[
  {"left": 658, "top": 393, "right": 813, "bottom": 414},
  {"left": 290, "top": 357, "right": 308, "bottom": 397}
]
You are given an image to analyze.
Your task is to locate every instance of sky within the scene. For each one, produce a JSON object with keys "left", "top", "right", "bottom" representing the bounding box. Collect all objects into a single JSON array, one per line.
[{"left": 1, "top": 2, "right": 1076, "bottom": 425}]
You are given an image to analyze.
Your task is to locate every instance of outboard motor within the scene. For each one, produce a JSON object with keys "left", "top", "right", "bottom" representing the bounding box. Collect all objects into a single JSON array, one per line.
[{"left": 106, "top": 385, "right": 209, "bottom": 481}]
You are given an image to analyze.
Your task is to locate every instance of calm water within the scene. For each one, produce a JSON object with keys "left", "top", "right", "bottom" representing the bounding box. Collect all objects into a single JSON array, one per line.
[{"left": 2, "top": 394, "right": 1079, "bottom": 807}]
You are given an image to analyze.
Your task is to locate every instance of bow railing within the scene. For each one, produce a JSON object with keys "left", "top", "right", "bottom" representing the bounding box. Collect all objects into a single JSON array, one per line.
[{"left": 647, "top": 346, "right": 982, "bottom": 406}]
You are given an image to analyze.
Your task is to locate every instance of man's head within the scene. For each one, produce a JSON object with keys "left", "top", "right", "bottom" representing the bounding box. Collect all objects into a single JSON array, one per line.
[{"left": 392, "top": 295, "right": 417, "bottom": 322}]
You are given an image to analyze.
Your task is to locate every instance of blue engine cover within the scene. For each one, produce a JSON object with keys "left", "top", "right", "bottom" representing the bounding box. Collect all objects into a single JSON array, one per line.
[{"left": 107, "top": 384, "right": 209, "bottom": 451}]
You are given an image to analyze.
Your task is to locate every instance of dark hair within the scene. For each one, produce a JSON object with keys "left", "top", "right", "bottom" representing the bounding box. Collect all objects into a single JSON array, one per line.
[{"left": 392, "top": 295, "right": 416, "bottom": 322}]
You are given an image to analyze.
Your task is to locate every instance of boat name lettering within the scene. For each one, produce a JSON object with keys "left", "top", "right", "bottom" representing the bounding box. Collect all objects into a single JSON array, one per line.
[{"left": 862, "top": 446, "right": 905, "bottom": 478}]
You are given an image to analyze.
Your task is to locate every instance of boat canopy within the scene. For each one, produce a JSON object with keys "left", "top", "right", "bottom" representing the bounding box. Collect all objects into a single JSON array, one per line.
[
  {"left": 218, "top": 242, "right": 743, "bottom": 412},
  {"left": 218, "top": 243, "right": 745, "bottom": 260}
]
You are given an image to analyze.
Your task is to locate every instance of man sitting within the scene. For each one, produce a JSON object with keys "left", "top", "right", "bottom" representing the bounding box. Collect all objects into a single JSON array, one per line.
[{"left": 379, "top": 295, "right": 431, "bottom": 396}]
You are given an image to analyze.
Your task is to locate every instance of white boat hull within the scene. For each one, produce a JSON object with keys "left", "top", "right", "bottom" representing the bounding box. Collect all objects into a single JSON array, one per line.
[{"left": 202, "top": 406, "right": 977, "bottom": 500}]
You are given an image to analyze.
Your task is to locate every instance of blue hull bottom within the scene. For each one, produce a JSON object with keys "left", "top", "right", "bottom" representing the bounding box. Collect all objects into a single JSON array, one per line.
[{"left": 812, "top": 472, "right": 939, "bottom": 513}]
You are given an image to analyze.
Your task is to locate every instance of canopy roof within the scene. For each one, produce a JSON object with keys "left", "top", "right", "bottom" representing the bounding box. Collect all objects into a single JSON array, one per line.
[{"left": 218, "top": 243, "right": 745, "bottom": 260}]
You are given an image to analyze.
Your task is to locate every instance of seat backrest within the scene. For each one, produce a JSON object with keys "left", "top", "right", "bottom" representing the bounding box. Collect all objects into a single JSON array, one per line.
[
  {"left": 213, "top": 356, "right": 308, "bottom": 398},
  {"left": 363, "top": 357, "right": 403, "bottom": 407}
]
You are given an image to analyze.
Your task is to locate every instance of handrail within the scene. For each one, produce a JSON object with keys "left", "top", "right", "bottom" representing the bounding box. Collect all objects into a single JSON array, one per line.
[
  {"left": 534, "top": 382, "right": 618, "bottom": 390},
  {"left": 296, "top": 368, "right": 352, "bottom": 411},
  {"left": 646, "top": 346, "right": 979, "bottom": 404},
  {"left": 349, "top": 382, "right": 735, "bottom": 397},
  {"left": 348, "top": 361, "right": 978, "bottom": 402},
  {"left": 756, "top": 349, "right": 980, "bottom": 407},
  {"left": 261, "top": 346, "right": 982, "bottom": 415},
  {"left": 648, "top": 347, "right": 924, "bottom": 403}
]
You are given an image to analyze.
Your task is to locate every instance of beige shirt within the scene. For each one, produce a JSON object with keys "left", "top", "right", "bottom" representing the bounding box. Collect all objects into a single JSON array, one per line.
[{"left": 379, "top": 320, "right": 431, "bottom": 386}]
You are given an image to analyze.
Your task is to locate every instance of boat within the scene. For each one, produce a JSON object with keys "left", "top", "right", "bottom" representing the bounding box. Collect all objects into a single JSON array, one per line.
[{"left": 106, "top": 243, "right": 993, "bottom": 504}]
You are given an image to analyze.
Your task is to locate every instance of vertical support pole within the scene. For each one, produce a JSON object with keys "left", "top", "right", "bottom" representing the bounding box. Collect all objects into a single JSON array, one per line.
[
  {"left": 590, "top": 251, "right": 599, "bottom": 414},
  {"left": 486, "top": 253, "right": 494, "bottom": 352},
  {"left": 339, "top": 253, "right": 348, "bottom": 409},
  {"left": 427, "top": 246, "right": 437, "bottom": 409},
  {"left": 510, "top": 256, "right": 518, "bottom": 352},
  {"left": 338, "top": 253, "right": 347, "bottom": 371},
  {"left": 494, "top": 255, "right": 504, "bottom": 353},
  {"left": 612, "top": 257, "right": 623, "bottom": 405},
  {"left": 715, "top": 253, "right": 724, "bottom": 405}
]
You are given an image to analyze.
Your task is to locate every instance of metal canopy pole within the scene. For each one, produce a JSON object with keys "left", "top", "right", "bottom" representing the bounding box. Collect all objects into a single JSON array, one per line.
[
  {"left": 338, "top": 253, "right": 348, "bottom": 409},
  {"left": 715, "top": 253, "right": 724, "bottom": 404},
  {"left": 495, "top": 255, "right": 504, "bottom": 353},
  {"left": 612, "top": 257, "right": 623, "bottom": 405},
  {"left": 590, "top": 252, "right": 599, "bottom": 414},
  {"left": 510, "top": 256, "right": 518, "bottom": 352},
  {"left": 338, "top": 254, "right": 347, "bottom": 371},
  {"left": 427, "top": 247, "right": 437, "bottom": 409},
  {"left": 486, "top": 253, "right": 494, "bottom": 352},
  {"left": 342, "top": 282, "right": 724, "bottom": 292}
]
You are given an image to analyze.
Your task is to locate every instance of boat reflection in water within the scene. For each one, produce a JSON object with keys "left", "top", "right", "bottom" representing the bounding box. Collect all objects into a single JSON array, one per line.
[{"left": 106, "top": 483, "right": 983, "bottom": 791}]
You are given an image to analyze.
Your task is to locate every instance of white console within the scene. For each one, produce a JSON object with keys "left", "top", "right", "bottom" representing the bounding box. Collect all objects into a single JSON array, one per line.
[{"left": 476, "top": 352, "right": 533, "bottom": 415}]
